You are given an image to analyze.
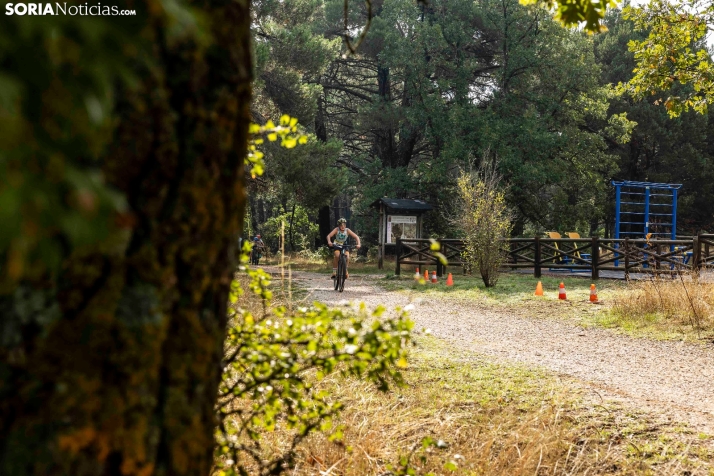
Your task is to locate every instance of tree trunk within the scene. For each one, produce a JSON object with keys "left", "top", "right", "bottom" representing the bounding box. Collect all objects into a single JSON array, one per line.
[
  {"left": 250, "top": 195, "right": 259, "bottom": 237},
  {"left": 0, "top": 1, "right": 252, "bottom": 475},
  {"left": 315, "top": 90, "right": 328, "bottom": 143},
  {"left": 314, "top": 91, "right": 331, "bottom": 248},
  {"left": 289, "top": 202, "right": 296, "bottom": 251}
]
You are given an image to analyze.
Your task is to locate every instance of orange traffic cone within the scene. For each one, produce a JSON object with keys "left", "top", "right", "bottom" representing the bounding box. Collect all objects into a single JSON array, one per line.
[
  {"left": 590, "top": 284, "right": 598, "bottom": 302},
  {"left": 446, "top": 273, "right": 454, "bottom": 286},
  {"left": 534, "top": 281, "right": 543, "bottom": 296},
  {"left": 414, "top": 268, "right": 420, "bottom": 280},
  {"left": 424, "top": 269, "right": 429, "bottom": 281},
  {"left": 431, "top": 271, "right": 437, "bottom": 283},
  {"left": 558, "top": 282, "right": 566, "bottom": 300}
]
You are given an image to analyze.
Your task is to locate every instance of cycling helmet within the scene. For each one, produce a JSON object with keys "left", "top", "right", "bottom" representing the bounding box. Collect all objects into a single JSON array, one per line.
[{"left": 337, "top": 217, "right": 347, "bottom": 224}]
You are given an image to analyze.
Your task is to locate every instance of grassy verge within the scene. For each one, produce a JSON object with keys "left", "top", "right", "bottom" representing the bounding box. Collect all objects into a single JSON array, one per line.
[
  {"left": 378, "top": 272, "right": 621, "bottom": 320},
  {"left": 232, "top": 272, "right": 714, "bottom": 474},
  {"left": 601, "top": 275, "right": 714, "bottom": 342},
  {"left": 285, "top": 337, "right": 714, "bottom": 475},
  {"left": 377, "top": 271, "right": 714, "bottom": 341}
]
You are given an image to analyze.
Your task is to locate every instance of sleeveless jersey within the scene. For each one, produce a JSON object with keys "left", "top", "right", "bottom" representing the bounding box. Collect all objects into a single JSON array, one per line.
[{"left": 334, "top": 228, "right": 349, "bottom": 245}]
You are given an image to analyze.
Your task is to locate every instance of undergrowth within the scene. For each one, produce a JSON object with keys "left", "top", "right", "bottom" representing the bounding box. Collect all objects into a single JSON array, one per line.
[
  {"left": 608, "top": 273, "right": 714, "bottom": 340},
  {"left": 221, "top": 267, "right": 714, "bottom": 475}
]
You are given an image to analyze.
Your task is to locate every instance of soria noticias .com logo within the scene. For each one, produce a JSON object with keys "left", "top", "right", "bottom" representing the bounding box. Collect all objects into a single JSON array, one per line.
[{"left": 5, "top": 3, "right": 136, "bottom": 15}]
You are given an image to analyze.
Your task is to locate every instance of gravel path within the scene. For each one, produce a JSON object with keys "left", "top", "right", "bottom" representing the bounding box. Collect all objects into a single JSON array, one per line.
[{"left": 274, "top": 268, "right": 714, "bottom": 434}]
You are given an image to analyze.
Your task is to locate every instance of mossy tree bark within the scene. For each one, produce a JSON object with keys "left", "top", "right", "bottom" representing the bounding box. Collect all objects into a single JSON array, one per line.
[{"left": 0, "top": 1, "right": 252, "bottom": 475}]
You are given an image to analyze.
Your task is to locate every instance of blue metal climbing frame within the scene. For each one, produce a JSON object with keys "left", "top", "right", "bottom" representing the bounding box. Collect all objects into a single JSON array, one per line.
[
  {"left": 612, "top": 181, "right": 682, "bottom": 268},
  {"left": 612, "top": 181, "right": 682, "bottom": 240}
]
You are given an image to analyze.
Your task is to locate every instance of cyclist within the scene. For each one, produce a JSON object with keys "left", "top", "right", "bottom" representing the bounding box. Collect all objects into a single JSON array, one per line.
[{"left": 326, "top": 218, "right": 361, "bottom": 279}]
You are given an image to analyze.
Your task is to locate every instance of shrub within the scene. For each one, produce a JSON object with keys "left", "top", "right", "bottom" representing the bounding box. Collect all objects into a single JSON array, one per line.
[
  {"left": 367, "top": 246, "right": 379, "bottom": 263},
  {"left": 450, "top": 160, "right": 513, "bottom": 287},
  {"left": 214, "top": 245, "right": 414, "bottom": 475}
]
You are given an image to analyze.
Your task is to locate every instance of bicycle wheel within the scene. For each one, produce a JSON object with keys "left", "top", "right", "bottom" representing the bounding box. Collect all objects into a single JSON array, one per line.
[
  {"left": 334, "top": 255, "right": 341, "bottom": 291},
  {"left": 338, "top": 254, "right": 347, "bottom": 292}
]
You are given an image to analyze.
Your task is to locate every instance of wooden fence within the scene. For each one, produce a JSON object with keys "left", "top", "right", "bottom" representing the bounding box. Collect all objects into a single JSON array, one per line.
[{"left": 395, "top": 235, "right": 714, "bottom": 279}]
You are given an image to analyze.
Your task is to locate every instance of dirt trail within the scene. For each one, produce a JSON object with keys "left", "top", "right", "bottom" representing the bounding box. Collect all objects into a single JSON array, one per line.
[{"left": 270, "top": 268, "right": 714, "bottom": 434}]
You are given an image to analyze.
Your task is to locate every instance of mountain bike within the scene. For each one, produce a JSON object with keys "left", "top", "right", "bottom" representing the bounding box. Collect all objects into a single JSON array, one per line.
[{"left": 332, "top": 244, "right": 353, "bottom": 292}]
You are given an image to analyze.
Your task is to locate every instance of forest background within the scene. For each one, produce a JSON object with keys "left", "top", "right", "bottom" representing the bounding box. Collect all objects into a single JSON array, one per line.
[{"left": 249, "top": 0, "right": 714, "bottom": 253}]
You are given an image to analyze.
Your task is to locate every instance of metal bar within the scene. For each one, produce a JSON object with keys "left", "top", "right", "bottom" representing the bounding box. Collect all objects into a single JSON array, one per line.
[
  {"left": 615, "top": 184, "right": 621, "bottom": 267},
  {"left": 644, "top": 186, "right": 651, "bottom": 237},
  {"left": 672, "top": 188, "right": 678, "bottom": 241}
]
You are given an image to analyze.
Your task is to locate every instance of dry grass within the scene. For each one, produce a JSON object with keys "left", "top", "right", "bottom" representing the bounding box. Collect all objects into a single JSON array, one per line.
[
  {"left": 228, "top": 271, "right": 714, "bottom": 475},
  {"left": 280, "top": 339, "right": 714, "bottom": 475},
  {"left": 609, "top": 273, "right": 714, "bottom": 339}
]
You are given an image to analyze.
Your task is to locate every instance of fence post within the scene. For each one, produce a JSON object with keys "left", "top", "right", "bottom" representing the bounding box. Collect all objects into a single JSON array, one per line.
[
  {"left": 591, "top": 236, "right": 599, "bottom": 280},
  {"left": 534, "top": 236, "right": 541, "bottom": 278},
  {"left": 706, "top": 240, "right": 710, "bottom": 265},
  {"left": 624, "top": 238, "right": 630, "bottom": 280},
  {"left": 693, "top": 235, "right": 701, "bottom": 273},
  {"left": 395, "top": 238, "right": 402, "bottom": 276},
  {"left": 511, "top": 239, "right": 517, "bottom": 270}
]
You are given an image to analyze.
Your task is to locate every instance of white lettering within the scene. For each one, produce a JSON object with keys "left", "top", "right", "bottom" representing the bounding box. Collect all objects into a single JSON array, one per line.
[
  {"left": 43, "top": 3, "right": 53, "bottom": 14},
  {"left": 5, "top": 3, "right": 13, "bottom": 15},
  {"left": 15, "top": 3, "right": 27, "bottom": 14},
  {"left": 28, "top": 3, "right": 38, "bottom": 14},
  {"left": 68, "top": 4, "right": 77, "bottom": 14},
  {"left": 110, "top": 5, "right": 117, "bottom": 14},
  {"left": 55, "top": 2, "right": 66, "bottom": 14}
]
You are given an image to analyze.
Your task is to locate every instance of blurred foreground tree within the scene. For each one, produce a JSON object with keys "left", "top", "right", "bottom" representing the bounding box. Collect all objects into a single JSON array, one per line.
[{"left": 0, "top": 1, "right": 253, "bottom": 474}]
